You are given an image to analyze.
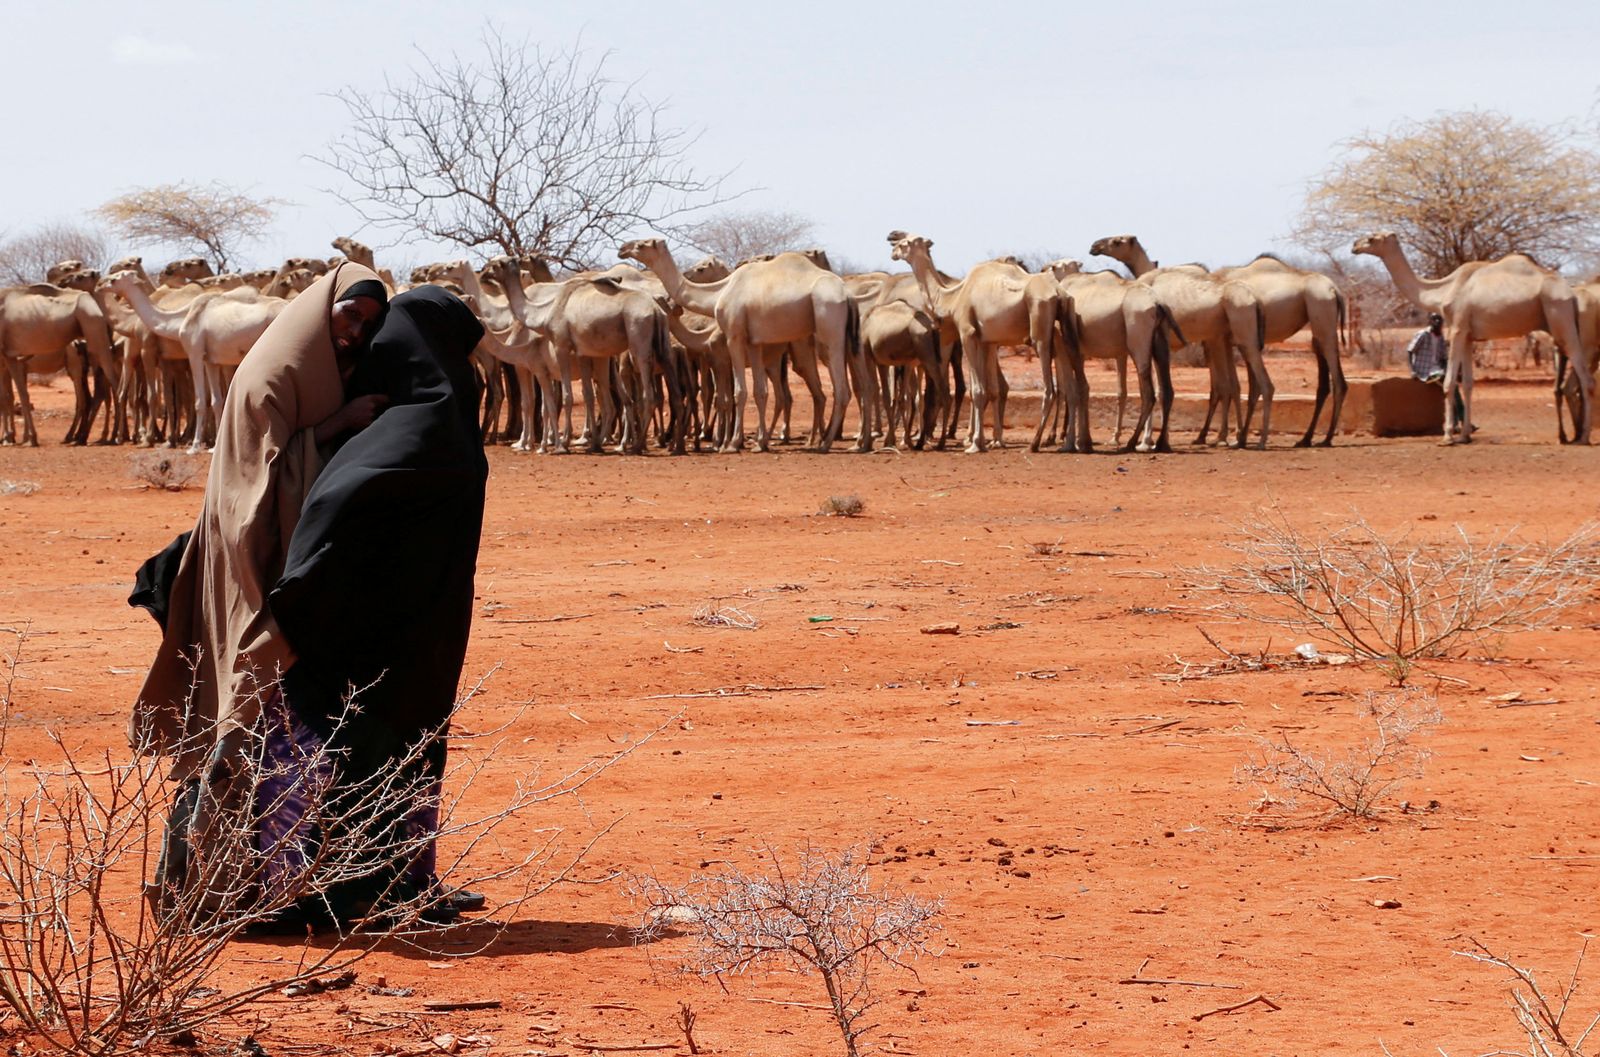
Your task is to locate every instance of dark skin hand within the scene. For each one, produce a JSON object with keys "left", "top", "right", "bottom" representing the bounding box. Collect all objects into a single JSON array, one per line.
[
  {"left": 315, "top": 394, "right": 389, "bottom": 446},
  {"left": 316, "top": 295, "right": 389, "bottom": 444}
]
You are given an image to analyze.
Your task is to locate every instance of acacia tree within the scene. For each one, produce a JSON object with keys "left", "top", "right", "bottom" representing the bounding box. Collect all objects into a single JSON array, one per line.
[
  {"left": 684, "top": 209, "right": 816, "bottom": 265},
  {"left": 0, "top": 222, "right": 109, "bottom": 285},
  {"left": 1293, "top": 110, "right": 1600, "bottom": 273},
  {"left": 318, "top": 27, "right": 729, "bottom": 272},
  {"left": 95, "top": 183, "right": 278, "bottom": 273}
]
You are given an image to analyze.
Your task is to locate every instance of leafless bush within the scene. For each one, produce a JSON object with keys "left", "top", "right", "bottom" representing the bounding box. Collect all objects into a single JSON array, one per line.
[
  {"left": 1187, "top": 513, "right": 1599, "bottom": 680},
  {"left": 1237, "top": 689, "right": 1441, "bottom": 824},
  {"left": 128, "top": 453, "right": 202, "bottom": 492},
  {"left": 1026, "top": 539, "right": 1062, "bottom": 556},
  {"left": 632, "top": 843, "right": 942, "bottom": 1057},
  {"left": 0, "top": 668, "right": 657, "bottom": 1055},
  {"left": 690, "top": 604, "right": 759, "bottom": 630},
  {"left": 1447, "top": 935, "right": 1600, "bottom": 1057},
  {"left": 820, "top": 495, "right": 865, "bottom": 518},
  {"left": 0, "top": 222, "right": 110, "bottom": 286},
  {"left": 0, "top": 480, "right": 41, "bottom": 496}
]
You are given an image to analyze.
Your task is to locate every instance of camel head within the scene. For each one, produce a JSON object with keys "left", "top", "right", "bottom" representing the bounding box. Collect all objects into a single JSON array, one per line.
[
  {"left": 46, "top": 260, "right": 86, "bottom": 284},
  {"left": 331, "top": 236, "right": 372, "bottom": 260},
  {"left": 196, "top": 274, "right": 245, "bottom": 291},
  {"left": 281, "top": 256, "right": 329, "bottom": 277},
  {"left": 1045, "top": 258, "right": 1084, "bottom": 278},
  {"left": 517, "top": 253, "right": 554, "bottom": 283},
  {"left": 1089, "top": 234, "right": 1140, "bottom": 260},
  {"left": 160, "top": 257, "right": 214, "bottom": 285},
  {"left": 886, "top": 230, "right": 931, "bottom": 264},
  {"left": 240, "top": 268, "right": 277, "bottom": 291},
  {"left": 107, "top": 270, "right": 147, "bottom": 298},
  {"left": 618, "top": 237, "right": 666, "bottom": 265},
  {"left": 1351, "top": 231, "right": 1398, "bottom": 259},
  {"left": 483, "top": 255, "right": 522, "bottom": 288},
  {"left": 684, "top": 255, "right": 731, "bottom": 283},
  {"left": 106, "top": 255, "right": 146, "bottom": 280},
  {"left": 54, "top": 269, "right": 101, "bottom": 293}
]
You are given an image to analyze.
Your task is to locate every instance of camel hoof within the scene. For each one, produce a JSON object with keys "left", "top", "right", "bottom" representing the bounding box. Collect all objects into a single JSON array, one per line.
[
  {"left": 1317, "top": 438, "right": 1334, "bottom": 448},
  {"left": 1293, "top": 438, "right": 1311, "bottom": 449}
]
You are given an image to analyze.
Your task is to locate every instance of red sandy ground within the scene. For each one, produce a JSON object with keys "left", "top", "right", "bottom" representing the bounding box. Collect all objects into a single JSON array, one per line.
[{"left": 1, "top": 360, "right": 1598, "bottom": 1057}]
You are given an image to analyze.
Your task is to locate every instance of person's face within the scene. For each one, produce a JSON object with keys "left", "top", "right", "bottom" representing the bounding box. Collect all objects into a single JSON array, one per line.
[
  {"left": 331, "top": 296, "right": 385, "bottom": 356},
  {"left": 1429, "top": 316, "right": 1443, "bottom": 333}
]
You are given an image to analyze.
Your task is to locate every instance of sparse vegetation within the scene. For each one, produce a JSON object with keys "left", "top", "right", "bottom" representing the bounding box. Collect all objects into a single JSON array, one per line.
[
  {"left": 820, "top": 495, "right": 866, "bottom": 518},
  {"left": 1188, "top": 513, "right": 1599, "bottom": 682},
  {"left": 1448, "top": 936, "right": 1600, "bottom": 1057},
  {"left": 128, "top": 452, "right": 203, "bottom": 492},
  {"left": 0, "top": 669, "right": 654, "bottom": 1055},
  {"left": 1238, "top": 689, "right": 1441, "bottom": 824},
  {"left": 633, "top": 843, "right": 942, "bottom": 1057},
  {"left": 1294, "top": 109, "right": 1600, "bottom": 272},
  {"left": 690, "top": 603, "right": 760, "bottom": 630},
  {"left": 95, "top": 183, "right": 279, "bottom": 273}
]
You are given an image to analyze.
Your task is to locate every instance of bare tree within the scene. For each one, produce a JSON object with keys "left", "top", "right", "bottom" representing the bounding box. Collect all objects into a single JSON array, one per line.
[
  {"left": 318, "top": 26, "right": 729, "bottom": 271},
  {"left": 683, "top": 209, "right": 816, "bottom": 265},
  {"left": 0, "top": 661, "right": 664, "bottom": 1056},
  {"left": 1293, "top": 110, "right": 1600, "bottom": 273},
  {"left": 633, "top": 843, "right": 942, "bottom": 1057},
  {"left": 1185, "top": 511, "right": 1600, "bottom": 683},
  {"left": 0, "top": 222, "right": 110, "bottom": 285},
  {"left": 95, "top": 183, "right": 279, "bottom": 273}
]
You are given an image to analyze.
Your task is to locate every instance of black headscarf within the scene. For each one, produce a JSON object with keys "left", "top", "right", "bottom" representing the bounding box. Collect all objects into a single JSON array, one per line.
[{"left": 268, "top": 286, "right": 487, "bottom": 752}]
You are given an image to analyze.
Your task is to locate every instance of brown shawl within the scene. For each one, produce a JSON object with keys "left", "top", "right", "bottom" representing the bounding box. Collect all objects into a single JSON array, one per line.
[{"left": 132, "top": 262, "right": 381, "bottom": 778}]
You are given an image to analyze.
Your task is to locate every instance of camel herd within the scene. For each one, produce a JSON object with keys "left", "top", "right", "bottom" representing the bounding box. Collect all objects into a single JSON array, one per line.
[{"left": 1, "top": 229, "right": 1595, "bottom": 456}]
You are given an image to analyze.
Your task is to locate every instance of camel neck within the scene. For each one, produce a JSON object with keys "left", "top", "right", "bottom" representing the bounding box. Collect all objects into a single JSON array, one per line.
[
  {"left": 640, "top": 252, "right": 722, "bottom": 316},
  {"left": 1375, "top": 246, "right": 1450, "bottom": 312},
  {"left": 903, "top": 251, "right": 958, "bottom": 317},
  {"left": 115, "top": 282, "right": 186, "bottom": 338}
]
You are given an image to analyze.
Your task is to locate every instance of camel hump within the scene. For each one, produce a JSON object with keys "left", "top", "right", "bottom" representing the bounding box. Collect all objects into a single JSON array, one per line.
[
  {"left": 24, "top": 283, "right": 65, "bottom": 296},
  {"left": 591, "top": 276, "right": 623, "bottom": 290}
]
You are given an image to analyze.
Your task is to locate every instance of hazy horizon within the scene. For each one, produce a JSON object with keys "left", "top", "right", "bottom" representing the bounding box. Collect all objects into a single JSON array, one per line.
[{"left": 5, "top": 0, "right": 1598, "bottom": 277}]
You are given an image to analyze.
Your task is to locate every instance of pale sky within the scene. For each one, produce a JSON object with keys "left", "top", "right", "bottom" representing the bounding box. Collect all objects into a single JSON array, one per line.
[{"left": 5, "top": 0, "right": 1598, "bottom": 275}]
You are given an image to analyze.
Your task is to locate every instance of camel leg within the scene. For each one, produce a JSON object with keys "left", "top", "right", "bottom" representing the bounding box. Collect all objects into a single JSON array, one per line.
[
  {"left": 1296, "top": 350, "right": 1330, "bottom": 448},
  {"left": 1238, "top": 344, "right": 1274, "bottom": 450},
  {"left": 747, "top": 344, "right": 773, "bottom": 454},
  {"left": 962, "top": 329, "right": 990, "bottom": 454},
  {"left": 1442, "top": 332, "right": 1469, "bottom": 444},
  {"left": 723, "top": 339, "right": 751, "bottom": 453},
  {"left": 788, "top": 342, "right": 829, "bottom": 450},
  {"left": 6, "top": 358, "right": 37, "bottom": 447},
  {"left": 0, "top": 360, "right": 14, "bottom": 446},
  {"left": 817, "top": 323, "right": 852, "bottom": 455},
  {"left": 1128, "top": 345, "right": 1157, "bottom": 454},
  {"left": 1113, "top": 354, "right": 1128, "bottom": 448},
  {"left": 187, "top": 350, "right": 209, "bottom": 453},
  {"left": 1030, "top": 331, "right": 1057, "bottom": 453},
  {"left": 991, "top": 351, "right": 1009, "bottom": 449}
]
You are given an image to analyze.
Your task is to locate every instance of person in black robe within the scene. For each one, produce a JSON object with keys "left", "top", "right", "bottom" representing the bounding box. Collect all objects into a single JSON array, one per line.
[{"left": 259, "top": 285, "right": 488, "bottom": 926}]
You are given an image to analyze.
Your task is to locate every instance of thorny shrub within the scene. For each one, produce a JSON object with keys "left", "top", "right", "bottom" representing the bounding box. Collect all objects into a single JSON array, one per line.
[{"left": 1237, "top": 689, "right": 1442, "bottom": 824}]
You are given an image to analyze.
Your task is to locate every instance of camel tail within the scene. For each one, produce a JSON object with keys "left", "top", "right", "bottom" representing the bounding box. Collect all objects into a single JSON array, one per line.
[
  {"left": 1150, "top": 303, "right": 1174, "bottom": 405},
  {"left": 1254, "top": 300, "right": 1266, "bottom": 354},
  {"left": 1056, "top": 298, "right": 1081, "bottom": 363},
  {"left": 1157, "top": 303, "right": 1187, "bottom": 349},
  {"left": 1335, "top": 289, "right": 1349, "bottom": 353}
]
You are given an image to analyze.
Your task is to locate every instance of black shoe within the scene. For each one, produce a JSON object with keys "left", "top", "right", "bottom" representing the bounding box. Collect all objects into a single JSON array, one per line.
[{"left": 445, "top": 887, "right": 487, "bottom": 913}]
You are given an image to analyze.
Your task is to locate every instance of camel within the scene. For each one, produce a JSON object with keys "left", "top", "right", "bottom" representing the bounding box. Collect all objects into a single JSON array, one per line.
[
  {"left": 109, "top": 271, "right": 286, "bottom": 451},
  {"left": 159, "top": 258, "right": 214, "bottom": 287},
  {"left": 618, "top": 239, "right": 860, "bottom": 453},
  {"left": 1091, "top": 235, "right": 1269, "bottom": 448},
  {"left": 887, "top": 231, "right": 1060, "bottom": 453},
  {"left": 491, "top": 256, "right": 682, "bottom": 454},
  {"left": 330, "top": 237, "right": 397, "bottom": 290},
  {"left": 859, "top": 299, "right": 940, "bottom": 449},
  {"left": 1102, "top": 236, "right": 1349, "bottom": 446},
  {"left": 52, "top": 269, "right": 128, "bottom": 444},
  {"left": 1040, "top": 261, "right": 1181, "bottom": 454},
  {"left": 1352, "top": 231, "right": 1593, "bottom": 444},
  {"left": 1560, "top": 278, "right": 1600, "bottom": 441},
  {"left": 846, "top": 269, "right": 967, "bottom": 449},
  {"left": 0, "top": 281, "right": 118, "bottom": 446}
]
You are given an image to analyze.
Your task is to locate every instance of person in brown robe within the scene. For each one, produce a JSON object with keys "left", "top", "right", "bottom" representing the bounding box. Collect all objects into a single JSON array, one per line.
[{"left": 129, "top": 262, "right": 388, "bottom": 912}]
